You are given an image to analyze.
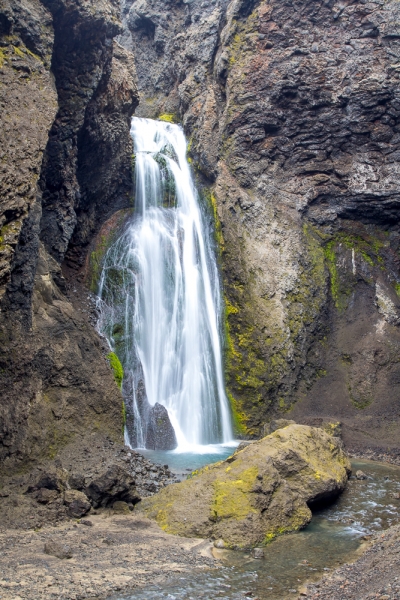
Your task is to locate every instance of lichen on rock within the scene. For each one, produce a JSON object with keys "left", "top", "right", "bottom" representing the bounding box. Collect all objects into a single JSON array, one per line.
[{"left": 140, "top": 424, "right": 351, "bottom": 548}]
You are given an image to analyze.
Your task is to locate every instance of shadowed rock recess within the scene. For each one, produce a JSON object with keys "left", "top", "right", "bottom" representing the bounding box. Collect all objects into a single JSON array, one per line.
[{"left": 122, "top": 0, "right": 400, "bottom": 451}]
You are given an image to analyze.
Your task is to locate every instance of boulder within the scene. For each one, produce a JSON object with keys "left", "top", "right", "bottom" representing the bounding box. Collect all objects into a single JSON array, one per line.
[
  {"left": 36, "top": 488, "right": 59, "bottom": 504},
  {"left": 262, "top": 419, "right": 296, "bottom": 437},
  {"left": 44, "top": 540, "right": 73, "bottom": 559},
  {"left": 140, "top": 424, "right": 351, "bottom": 548},
  {"left": 85, "top": 465, "right": 140, "bottom": 508},
  {"left": 253, "top": 548, "right": 264, "bottom": 559},
  {"left": 63, "top": 489, "right": 91, "bottom": 518},
  {"left": 146, "top": 403, "right": 177, "bottom": 451},
  {"left": 68, "top": 474, "right": 86, "bottom": 491},
  {"left": 112, "top": 500, "right": 131, "bottom": 514}
]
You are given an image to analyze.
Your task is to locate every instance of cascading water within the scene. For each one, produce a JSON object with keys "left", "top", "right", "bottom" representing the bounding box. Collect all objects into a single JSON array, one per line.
[{"left": 97, "top": 117, "right": 233, "bottom": 450}]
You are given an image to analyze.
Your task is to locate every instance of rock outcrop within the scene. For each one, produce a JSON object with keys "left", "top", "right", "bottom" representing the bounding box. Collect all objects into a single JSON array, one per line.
[
  {"left": 0, "top": 441, "right": 179, "bottom": 529},
  {"left": 122, "top": 0, "right": 400, "bottom": 453},
  {"left": 140, "top": 424, "right": 351, "bottom": 548},
  {"left": 86, "top": 465, "right": 140, "bottom": 508},
  {"left": 0, "top": 0, "right": 139, "bottom": 475},
  {"left": 146, "top": 403, "right": 178, "bottom": 451}
]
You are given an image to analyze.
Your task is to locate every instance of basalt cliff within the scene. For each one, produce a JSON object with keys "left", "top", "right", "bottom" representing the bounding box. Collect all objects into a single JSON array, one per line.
[
  {"left": 1, "top": 0, "right": 400, "bottom": 476},
  {"left": 0, "top": 0, "right": 138, "bottom": 475},
  {"left": 122, "top": 0, "right": 400, "bottom": 452}
]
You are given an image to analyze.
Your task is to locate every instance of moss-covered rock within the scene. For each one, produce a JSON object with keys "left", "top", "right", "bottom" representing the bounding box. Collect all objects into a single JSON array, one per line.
[{"left": 140, "top": 424, "right": 350, "bottom": 548}]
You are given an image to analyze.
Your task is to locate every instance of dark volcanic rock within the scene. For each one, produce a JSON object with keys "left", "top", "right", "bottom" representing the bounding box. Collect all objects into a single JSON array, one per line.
[
  {"left": 63, "top": 490, "right": 91, "bottom": 518},
  {"left": 85, "top": 465, "right": 140, "bottom": 508},
  {"left": 0, "top": 0, "right": 139, "bottom": 476},
  {"left": 146, "top": 403, "right": 178, "bottom": 451},
  {"left": 35, "top": 472, "right": 64, "bottom": 492},
  {"left": 68, "top": 474, "right": 86, "bottom": 491},
  {"left": 36, "top": 488, "right": 59, "bottom": 504}
]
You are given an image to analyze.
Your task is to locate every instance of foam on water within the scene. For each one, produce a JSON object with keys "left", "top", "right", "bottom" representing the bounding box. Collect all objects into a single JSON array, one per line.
[
  {"left": 111, "top": 459, "right": 400, "bottom": 600},
  {"left": 97, "top": 117, "right": 233, "bottom": 449}
]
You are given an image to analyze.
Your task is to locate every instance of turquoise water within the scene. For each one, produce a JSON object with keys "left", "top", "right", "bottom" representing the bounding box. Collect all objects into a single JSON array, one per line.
[
  {"left": 115, "top": 458, "right": 400, "bottom": 600},
  {"left": 138, "top": 443, "right": 238, "bottom": 480}
]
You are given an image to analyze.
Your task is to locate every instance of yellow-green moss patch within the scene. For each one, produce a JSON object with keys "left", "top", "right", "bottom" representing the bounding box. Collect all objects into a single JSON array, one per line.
[
  {"left": 212, "top": 466, "right": 258, "bottom": 520},
  {"left": 107, "top": 352, "right": 124, "bottom": 389}
]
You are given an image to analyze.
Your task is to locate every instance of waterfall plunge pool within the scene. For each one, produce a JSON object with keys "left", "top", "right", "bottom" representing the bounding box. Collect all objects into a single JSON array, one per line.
[
  {"left": 112, "top": 458, "right": 400, "bottom": 600},
  {"left": 138, "top": 442, "right": 239, "bottom": 480}
]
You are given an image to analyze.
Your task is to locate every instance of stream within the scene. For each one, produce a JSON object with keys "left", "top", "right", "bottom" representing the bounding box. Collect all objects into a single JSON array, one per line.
[{"left": 114, "top": 457, "right": 400, "bottom": 600}]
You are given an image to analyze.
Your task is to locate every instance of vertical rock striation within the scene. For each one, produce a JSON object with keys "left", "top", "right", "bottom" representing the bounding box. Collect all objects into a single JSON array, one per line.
[{"left": 0, "top": 0, "right": 139, "bottom": 474}]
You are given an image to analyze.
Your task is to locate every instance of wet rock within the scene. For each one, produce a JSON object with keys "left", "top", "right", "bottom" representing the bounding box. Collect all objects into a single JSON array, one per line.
[
  {"left": 44, "top": 540, "right": 73, "bottom": 559},
  {"left": 63, "top": 490, "right": 91, "bottom": 518},
  {"left": 252, "top": 548, "right": 264, "bottom": 559},
  {"left": 214, "top": 539, "right": 226, "bottom": 549},
  {"left": 356, "top": 470, "right": 368, "bottom": 480},
  {"left": 146, "top": 403, "right": 178, "bottom": 451},
  {"left": 85, "top": 465, "right": 140, "bottom": 508},
  {"left": 141, "top": 424, "right": 351, "bottom": 548}
]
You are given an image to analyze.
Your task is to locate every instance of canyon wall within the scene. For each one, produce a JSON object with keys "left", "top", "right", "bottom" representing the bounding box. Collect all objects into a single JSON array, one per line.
[
  {"left": 1, "top": 0, "right": 399, "bottom": 469},
  {"left": 0, "top": 0, "right": 139, "bottom": 474},
  {"left": 123, "top": 0, "right": 400, "bottom": 450}
]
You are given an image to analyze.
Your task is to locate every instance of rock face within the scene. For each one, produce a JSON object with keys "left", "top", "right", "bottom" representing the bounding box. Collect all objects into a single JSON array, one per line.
[
  {"left": 86, "top": 465, "right": 140, "bottom": 508},
  {"left": 63, "top": 490, "right": 91, "bottom": 518},
  {"left": 0, "top": 0, "right": 139, "bottom": 474},
  {"left": 146, "top": 403, "right": 178, "bottom": 451},
  {"left": 141, "top": 424, "right": 351, "bottom": 548},
  {"left": 122, "top": 0, "right": 400, "bottom": 452}
]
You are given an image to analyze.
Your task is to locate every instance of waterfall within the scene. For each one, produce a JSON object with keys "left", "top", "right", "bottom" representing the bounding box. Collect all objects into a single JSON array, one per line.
[{"left": 97, "top": 117, "right": 233, "bottom": 450}]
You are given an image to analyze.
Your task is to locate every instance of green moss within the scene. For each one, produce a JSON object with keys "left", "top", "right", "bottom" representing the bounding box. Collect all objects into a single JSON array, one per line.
[
  {"left": 158, "top": 113, "right": 176, "bottom": 123},
  {"left": 224, "top": 304, "right": 266, "bottom": 435},
  {"left": 187, "top": 136, "right": 193, "bottom": 157},
  {"left": 227, "top": 11, "right": 258, "bottom": 71},
  {"left": 324, "top": 240, "right": 339, "bottom": 306},
  {"left": 319, "top": 229, "right": 386, "bottom": 309},
  {"left": 88, "top": 210, "right": 132, "bottom": 293},
  {"left": 13, "top": 45, "right": 24, "bottom": 58},
  {"left": 211, "top": 466, "right": 258, "bottom": 520},
  {"left": 395, "top": 283, "right": 400, "bottom": 298},
  {"left": 107, "top": 352, "right": 124, "bottom": 389},
  {"left": 347, "top": 383, "right": 373, "bottom": 409},
  {"left": 0, "top": 49, "right": 5, "bottom": 69}
]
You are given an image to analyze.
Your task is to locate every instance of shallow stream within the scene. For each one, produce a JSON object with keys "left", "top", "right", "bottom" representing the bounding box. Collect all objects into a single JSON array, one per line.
[{"left": 116, "top": 456, "right": 400, "bottom": 600}]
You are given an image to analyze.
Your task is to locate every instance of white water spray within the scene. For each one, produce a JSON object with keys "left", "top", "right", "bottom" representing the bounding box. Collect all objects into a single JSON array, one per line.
[{"left": 97, "top": 118, "right": 233, "bottom": 449}]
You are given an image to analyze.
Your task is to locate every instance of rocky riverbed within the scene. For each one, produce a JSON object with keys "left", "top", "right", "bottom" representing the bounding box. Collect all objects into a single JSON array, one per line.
[
  {"left": 0, "top": 512, "right": 215, "bottom": 600},
  {"left": 302, "top": 523, "right": 400, "bottom": 600}
]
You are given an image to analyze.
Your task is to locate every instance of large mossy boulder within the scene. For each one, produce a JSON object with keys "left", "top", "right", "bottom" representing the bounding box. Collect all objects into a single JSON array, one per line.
[{"left": 140, "top": 424, "right": 351, "bottom": 548}]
